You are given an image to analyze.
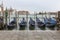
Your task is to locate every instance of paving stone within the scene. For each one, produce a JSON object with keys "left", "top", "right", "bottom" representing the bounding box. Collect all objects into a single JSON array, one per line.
[{"left": 0, "top": 30, "right": 60, "bottom": 40}]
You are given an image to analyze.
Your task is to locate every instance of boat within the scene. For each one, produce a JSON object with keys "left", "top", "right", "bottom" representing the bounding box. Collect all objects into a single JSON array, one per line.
[
  {"left": 44, "top": 17, "right": 57, "bottom": 30},
  {"left": 29, "top": 18, "right": 35, "bottom": 30},
  {"left": 36, "top": 17, "right": 45, "bottom": 30},
  {"left": 0, "top": 17, "right": 4, "bottom": 30},
  {"left": 19, "top": 18, "right": 27, "bottom": 30},
  {"left": 7, "top": 18, "right": 16, "bottom": 30}
]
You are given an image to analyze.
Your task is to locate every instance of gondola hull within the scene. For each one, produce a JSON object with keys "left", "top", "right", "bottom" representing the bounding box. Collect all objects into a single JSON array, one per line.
[
  {"left": 19, "top": 24, "right": 26, "bottom": 30},
  {"left": 29, "top": 24, "right": 35, "bottom": 30},
  {"left": 36, "top": 17, "right": 45, "bottom": 30},
  {"left": 7, "top": 24, "right": 15, "bottom": 30},
  {"left": 37, "top": 24, "right": 45, "bottom": 30},
  {"left": 44, "top": 17, "right": 57, "bottom": 30},
  {"left": 29, "top": 18, "right": 35, "bottom": 30},
  {"left": 0, "top": 23, "right": 4, "bottom": 30},
  {"left": 46, "top": 24, "right": 56, "bottom": 30},
  {"left": 19, "top": 18, "right": 27, "bottom": 30},
  {"left": 0, "top": 17, "right": 5, "bottom": 30}
]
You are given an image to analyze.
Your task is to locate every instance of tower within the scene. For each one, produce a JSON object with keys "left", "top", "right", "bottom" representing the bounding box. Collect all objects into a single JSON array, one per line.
[
  {"left": 0, "top": 1, "right": 4, "bottom": 16},
  {"left": 0, "top": 2, "right": 4, "bottom": 28}
]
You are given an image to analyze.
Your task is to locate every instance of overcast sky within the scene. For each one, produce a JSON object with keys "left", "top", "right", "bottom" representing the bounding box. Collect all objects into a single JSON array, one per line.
[{"left": 0, "top": 0, "right": 60, "bottom": 12}]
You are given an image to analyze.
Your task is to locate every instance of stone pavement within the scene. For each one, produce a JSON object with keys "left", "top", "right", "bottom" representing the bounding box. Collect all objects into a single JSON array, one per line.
[{"left": 0, "top": 30, "right": 60, "bottom": 40}]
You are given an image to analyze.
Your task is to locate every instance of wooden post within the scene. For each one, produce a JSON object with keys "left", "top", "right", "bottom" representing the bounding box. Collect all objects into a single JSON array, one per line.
[
  {"left": 41, "top": 11, "right": 43, "bottom": 22},
  {"left": 57, "top": 11, "right": 60, "bottom": 30},
  {"left": 26, "top": 13, "right": 29, "bottom": 30},
  {"left": 15, "top": 10, "right": 19, "bottom": 30},
  {"left": 35, "top": 12, "right": 38, "bottom": 30},
  {"left": 5, "top": 8, "right": 8, "bottom": 30}
]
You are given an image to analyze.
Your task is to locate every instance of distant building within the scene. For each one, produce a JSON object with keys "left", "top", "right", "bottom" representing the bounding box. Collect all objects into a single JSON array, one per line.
[
  {"left": 39, "top": 11, "right": 58, "bottom": 18},
  {"left": 18, "top": 11, "right": 29, "bottom": 15},
  {"left": 48, "top": 12, "right": 57, "bottom": 15},
  {"left": 58, "top": 11, "right": 60, "bottom": 18},
  {"left": 0, "top": 2, "right": 4, "bottom": 16},
  {"left": 6, "top": 8, "right": 15, "bottom": 15},
  {"left": 48, "top": 12, "right": 58, "bottom": 17}
]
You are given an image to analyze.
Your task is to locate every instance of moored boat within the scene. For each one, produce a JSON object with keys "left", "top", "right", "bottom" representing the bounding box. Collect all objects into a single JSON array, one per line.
[
  {"left": 36, "top": 17, "right": 45, "bottom": 30},
  {"left": 19, "top": 18, "right": 27, "bottom": 30},
  {"left": 29, "top": 18, "right": 35, "bottom": 30},
  {"left": 44, "top": 17, "right": 57, "bottom": 30},
  {"left": 7, "top": 18, "right": 16, "bottom": 30},
  {"left": 0, "top": 17, "right": 4, "bottom": 30}
]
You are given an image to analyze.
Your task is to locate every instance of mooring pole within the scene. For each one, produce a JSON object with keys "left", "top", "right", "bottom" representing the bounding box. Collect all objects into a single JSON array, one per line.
[
  {"left": 5, "top": 8, "right": 8, "bottom": 30},
  {"left": 26, "top": 13, "right": 29, "bottom": 30}
]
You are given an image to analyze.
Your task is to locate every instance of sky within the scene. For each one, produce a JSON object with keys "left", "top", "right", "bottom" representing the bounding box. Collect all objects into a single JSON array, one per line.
[{"left": 0, "top": 0, "right": 60, "bottom": 12}]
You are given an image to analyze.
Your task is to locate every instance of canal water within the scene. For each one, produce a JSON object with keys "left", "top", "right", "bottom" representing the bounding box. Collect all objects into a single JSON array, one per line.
[
  {"left": 4, "top": 13, "right": 56, "bottom": 30},
  {"left": 7, "top": 14, "right": 56, "bottom": 24}
]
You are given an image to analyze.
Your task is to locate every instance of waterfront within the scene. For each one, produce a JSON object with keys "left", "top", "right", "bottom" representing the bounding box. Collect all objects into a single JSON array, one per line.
[
  {"left": 0, "top": 2, "right": 58, "bottom": 30},
  {"left": 0, "top": 30, "right": 60, "bottom": 40},
  {"left": 5, "top": 14, "right": 56, "bottom": 30},
  {"left": 7, "top": 14, "right": 56, "bottom": 24}
]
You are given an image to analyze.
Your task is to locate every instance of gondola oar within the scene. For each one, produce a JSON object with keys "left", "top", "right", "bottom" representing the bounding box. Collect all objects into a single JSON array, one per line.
[
  {"left": 19, "top": 18, "right": 27, "bottom": 30},
  {"left": 29, "top": 18, "right": 35, "bottom": 30},
  {"left": 36, "top": 17, "right": 45, "bottom": 30},
  {"left": 7, "top": 18, "right": 16, "bottom": 30}
]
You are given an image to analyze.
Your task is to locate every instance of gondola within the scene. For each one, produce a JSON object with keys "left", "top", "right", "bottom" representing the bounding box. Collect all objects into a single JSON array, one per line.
[
  {"left": 29, "top": 18, "right": 35, "bottom": 30},
  {"left": 19, "top": 18, "right": 27, "bottom": 30},
  {"left": 36, "top": 17, "right": 45, "bottom": 30},
  {"left": 0, "top": 17, "right": 4, "bottom": 30},
  {"left": 44, "top": 17, "right": 57, "bottom": 30},
  {"left": 7, "top": 18, "right": 16, "bottom": 30}
]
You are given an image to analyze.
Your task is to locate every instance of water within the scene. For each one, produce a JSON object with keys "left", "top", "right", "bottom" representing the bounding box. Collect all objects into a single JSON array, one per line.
[
  {"left": 3, "top": 14, "right": 56, "bottom": 30},
  {"left": 7, "top": 14, "right": 56, "bottom": 24}
]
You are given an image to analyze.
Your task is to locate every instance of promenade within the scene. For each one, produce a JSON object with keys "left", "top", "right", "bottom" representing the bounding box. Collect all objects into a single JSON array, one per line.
[{"left": 0, "top": 30, "right": 60, "bottom": 40}]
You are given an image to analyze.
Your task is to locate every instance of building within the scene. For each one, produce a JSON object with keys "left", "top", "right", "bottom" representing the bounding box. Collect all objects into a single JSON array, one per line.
[
  {"left": 18, "top": 11, "right": 29, "bottom": 15},
  {"left": 57, "top": 11, "right": 60, "bottom": 18}
]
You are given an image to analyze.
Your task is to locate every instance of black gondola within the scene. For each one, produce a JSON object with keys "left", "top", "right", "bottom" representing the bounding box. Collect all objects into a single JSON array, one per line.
[
  {"left": 29, "top": 18, "right": 35, "bottom": 30},
  {"left": 7, "top": 18, "right": 16, "bottom": 30},
  {"left": 19, "top": 18, "right": 27, "bottom": 30},
  {"left": 44, "top": 17, "right": 57, "bottom": 30},
  {"left": 36, "top": 17, "right": 45, "bottom": 30},
  {"left": 0, "top": 17, "right": 4, "bottom": 30}
]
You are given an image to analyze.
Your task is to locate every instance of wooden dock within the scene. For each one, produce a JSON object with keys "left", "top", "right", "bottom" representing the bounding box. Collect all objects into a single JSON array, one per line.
[{"left": 0, "top": 30, "right": 60, "bottom": 40}]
